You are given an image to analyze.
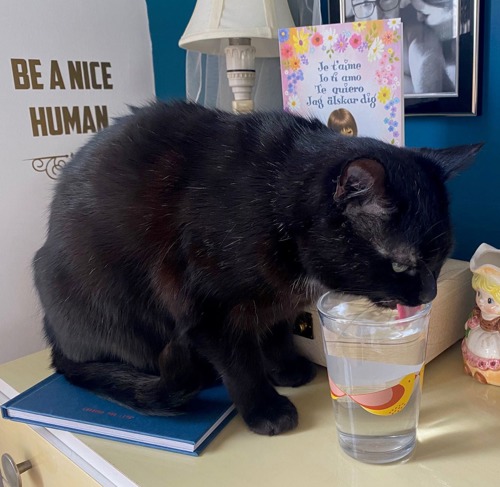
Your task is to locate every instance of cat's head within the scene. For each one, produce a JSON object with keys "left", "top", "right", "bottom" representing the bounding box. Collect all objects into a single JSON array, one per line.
[{"left": 300, "top": 140, "right": 482, "bottom": 308}]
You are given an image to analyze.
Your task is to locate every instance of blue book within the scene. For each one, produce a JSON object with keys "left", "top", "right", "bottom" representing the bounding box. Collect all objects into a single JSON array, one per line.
[{"left": 1, "top": 373, "right": 236, "bottom": 456}]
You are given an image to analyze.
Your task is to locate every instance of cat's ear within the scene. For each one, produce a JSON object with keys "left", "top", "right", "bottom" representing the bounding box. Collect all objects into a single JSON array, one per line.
[
  {"left": 334, "top": 158, "right": 389, "bottom": 216},
  {"left": 416, "top": 143, "right": 483, "bottom": 180}
]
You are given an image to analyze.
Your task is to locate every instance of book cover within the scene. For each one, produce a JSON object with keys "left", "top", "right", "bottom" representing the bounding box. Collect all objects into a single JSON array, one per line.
[
  {"left": 279, "top": 19, "right": 404, "bottom": 146},
  {"left": 1, "top": 373, "right": 236, "bottom": 456}
]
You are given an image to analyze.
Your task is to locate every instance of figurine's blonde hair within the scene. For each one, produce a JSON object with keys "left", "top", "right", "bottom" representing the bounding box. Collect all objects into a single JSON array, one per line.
[
  {"left": 327, "top": 108, "right": 358, "bottom": 136},
  {"left": 472, "top": 273, "right": 500, "bottom": 303}
]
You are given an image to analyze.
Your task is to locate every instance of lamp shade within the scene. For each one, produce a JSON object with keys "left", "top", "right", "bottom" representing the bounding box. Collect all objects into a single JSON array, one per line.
[{"left": 179, "top": 0, "right": 295, "bottom": 57}]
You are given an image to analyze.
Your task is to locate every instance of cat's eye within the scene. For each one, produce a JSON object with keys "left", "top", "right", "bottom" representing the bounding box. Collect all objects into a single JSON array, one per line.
[{"left": 391, "top": 262, "right": 409, "bottom": 273}]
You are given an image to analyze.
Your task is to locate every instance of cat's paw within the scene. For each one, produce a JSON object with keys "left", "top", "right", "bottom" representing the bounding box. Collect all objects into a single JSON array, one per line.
[
  {"left": 268, "top": 356, "right": 317, "bottom": 387},
  {"left": 244, "top": 394, "right": 298, "bottom": 436}
]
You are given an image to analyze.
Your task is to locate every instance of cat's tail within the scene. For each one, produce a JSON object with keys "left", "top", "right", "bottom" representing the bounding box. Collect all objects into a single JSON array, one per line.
[{"left": 51, "top": 349, "right": 196, "bottom": 415}]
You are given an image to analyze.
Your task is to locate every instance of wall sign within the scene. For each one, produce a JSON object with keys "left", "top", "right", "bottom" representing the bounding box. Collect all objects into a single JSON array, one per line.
[{"left": 0, "top": 0, "right": 155, "bottom": 362}]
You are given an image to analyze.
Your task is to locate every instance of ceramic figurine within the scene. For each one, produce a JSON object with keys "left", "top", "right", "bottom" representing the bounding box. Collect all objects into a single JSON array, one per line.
[{"left": 462, "top": 243, "right": 500, "bottom": 386}]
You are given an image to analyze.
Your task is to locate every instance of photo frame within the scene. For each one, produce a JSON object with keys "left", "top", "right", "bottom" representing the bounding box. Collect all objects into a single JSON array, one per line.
[{"left": 328, "top": 0, "right": 481, "bottom": 116}]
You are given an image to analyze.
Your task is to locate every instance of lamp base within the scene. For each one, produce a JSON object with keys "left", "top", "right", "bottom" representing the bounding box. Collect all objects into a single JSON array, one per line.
[
  {"left": 225, "top": 38, "right": 256, "bottom": 114},
  {"left": 232, "top": 99, "right": 254, "bottom": 113}
]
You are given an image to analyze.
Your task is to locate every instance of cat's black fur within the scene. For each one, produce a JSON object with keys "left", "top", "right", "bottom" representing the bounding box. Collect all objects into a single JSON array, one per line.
[{"left": 33, "top": 100, "right": 481, "bottom": 435}]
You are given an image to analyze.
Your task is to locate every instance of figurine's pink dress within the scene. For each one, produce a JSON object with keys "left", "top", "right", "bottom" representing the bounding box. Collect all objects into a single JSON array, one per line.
[{"left": 462, "top": 305, "right": 500, "bottom": 385}]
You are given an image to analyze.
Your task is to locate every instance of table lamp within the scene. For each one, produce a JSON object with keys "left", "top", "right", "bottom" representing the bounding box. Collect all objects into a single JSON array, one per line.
[{"left": 179, "top": 0, "right": 295, "bottom": 113}]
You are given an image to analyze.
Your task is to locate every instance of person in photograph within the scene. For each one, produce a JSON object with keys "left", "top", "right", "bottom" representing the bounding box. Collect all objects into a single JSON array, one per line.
[
  {"left": 347, "top": 0, "right": 456, "bottom": 95},
  {"left": 409, "top": 0, "right": 457, "bottom": 90},
  {"left": 411, "top": 0, "right": 455, "bottom": 40},
  {"left": 327, "top": 108, "right": 358, "bottom": 136}
]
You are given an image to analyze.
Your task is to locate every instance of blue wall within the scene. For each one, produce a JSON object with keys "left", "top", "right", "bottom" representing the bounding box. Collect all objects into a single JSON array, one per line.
[
  {"left": 145, "top": 0, "right": 195, "bottom": 99},
  {"left": 405, "top": 0, "right": 499, "bottom": 260},
  {"left": 146, "top": 0, "right": 499, "bottom": 261}
]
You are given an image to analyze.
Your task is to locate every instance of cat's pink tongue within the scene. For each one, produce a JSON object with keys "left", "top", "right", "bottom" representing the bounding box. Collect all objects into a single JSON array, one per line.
[{"left": 396, "top": 304, "right": 421, "bottom": 319}]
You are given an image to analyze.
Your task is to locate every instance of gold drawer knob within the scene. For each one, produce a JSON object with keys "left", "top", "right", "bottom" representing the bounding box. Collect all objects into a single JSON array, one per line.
[{"left": 1, "top": 454, "right": 32, "bottom": 487}]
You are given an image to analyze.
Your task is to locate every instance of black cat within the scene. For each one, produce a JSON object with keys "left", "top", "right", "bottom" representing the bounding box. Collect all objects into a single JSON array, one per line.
[{"left": 33, "top": 101, "right": 481, "bottom": 435}]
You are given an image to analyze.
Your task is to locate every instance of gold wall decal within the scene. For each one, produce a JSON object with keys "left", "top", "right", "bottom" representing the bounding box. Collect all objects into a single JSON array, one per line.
[{"left": 27, "top": 153, "right": 72, "bottom": 180}]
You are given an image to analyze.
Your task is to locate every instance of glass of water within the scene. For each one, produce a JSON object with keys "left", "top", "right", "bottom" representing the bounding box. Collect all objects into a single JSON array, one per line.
[{"left": 317, "top": 292, "right": 432, "bottom": 464}]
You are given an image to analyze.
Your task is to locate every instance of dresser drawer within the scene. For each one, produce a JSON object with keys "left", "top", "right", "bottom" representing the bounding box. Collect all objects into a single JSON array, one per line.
[{"left": 0, "top": 415, "right": 100, "bottom": 487}]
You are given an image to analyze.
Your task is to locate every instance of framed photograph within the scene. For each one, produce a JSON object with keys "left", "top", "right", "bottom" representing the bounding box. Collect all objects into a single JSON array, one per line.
[{"left": 329, "top": 0, "right": 481, "bottom": 116}]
